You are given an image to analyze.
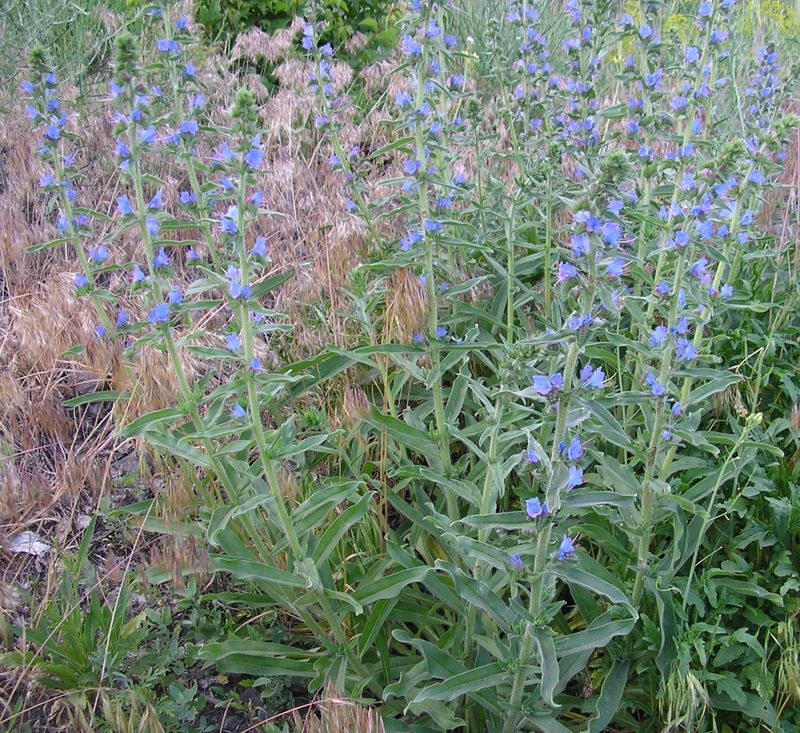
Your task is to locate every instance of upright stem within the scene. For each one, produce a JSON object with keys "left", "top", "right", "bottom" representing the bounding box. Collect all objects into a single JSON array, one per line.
[{"left": 502, "top": 524, "right": 552, "bottom": 733}]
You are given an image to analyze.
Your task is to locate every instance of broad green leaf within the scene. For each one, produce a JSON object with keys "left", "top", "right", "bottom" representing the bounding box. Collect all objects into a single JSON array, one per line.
[
  {"left": 212, "top": 556, "right": 306, "bottom": 589},
  {"left": 584, "top": 658, "right": 630, "bottom": 733},
  {"left": 536, "top": 628, "right": 559, "bottom": 707},
  {"left": 353, "top": 567, "right": 430, "bottom": 606},
  {"left": 412, "top": 663, "right": 507, "bottom": 704},
  {"left": 120, "top": 407, "right": 184, "bottom": 437},
  {"left": 312, "top": 492, "right": 374, "bottom": 566}
]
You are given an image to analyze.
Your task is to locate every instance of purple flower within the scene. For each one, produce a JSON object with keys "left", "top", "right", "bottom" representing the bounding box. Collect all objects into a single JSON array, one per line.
[
  {"left": 720, "top": 283, "right": 733, "bottom": 298},
  {"left": 115, "top": 309, "right": 128, "bottom": 327},
  {"left": 556, "top": 534, "right": 576, "bottom": 560},
  {"left": 167, "top": 285, "right": 183, "bottom": 305},
  {"left": 605, "top": 258, "right": 625, "bottom": 279},
  {"left": 401, "top": 34, "right": 422, "bottom": 57},
  {"left": 649, "top": 325, "right": 667, "bottom": 347},
  {"left": 566, "top": 435, "right": 584, "bottom": 462},
  {"left": 220, "top": 205, "right": 239, "bottom": 235},
  {"left": 579, "top": 364, "right": 605, "bottom": 389},
  {"left": 148, "top": 189, "right": 164, "bottom": 210},
  {"left": 557, "top": 261, "right": 578, "bottom": 283},
  {"left": 250, "top": 357, "right": 263, "bottom": 371},
  {"left": 179, "top": 119, "right": 199, "bottom": 136},
  {"left": 645, "top": 372, "right": 666, "bottom": 397},
  {"left": 146, "top": 218, "right": 160, "bottom": 237},
  {"left": 533, "top": 372, "right": 563, "bottom": 396},
  {"left": 227, "top": 265, "right": 251, "bottom": 299},
  {"left": 148, "top": 302, "right": 170, "bottom": 323},
  {"left": 567, "top": 465, "right": 584, "bottom": 489},
  {"left": 525, "top": 448, "right": 540, "bottom": 464},
  {"left": 157, "top": 38, "right": 180, "bottom": 53},
  {"left": 139, "top": 125, "right": 156, "bottom": 145},
  {"left": 252, "top": 237, "right": 267, "bottom": 257},
  {"left": 74, "top": 273, "right": 89, "bottom": 288},
  {"left": 152, "top": 248, "right": 169, "bottom": 269},
  {"left": 117, "top": 195, "right": 133, "bottom": 216},
  {"left": 509, "top": 553, "right": 525, "bottom": 569},
  {"left": 246, "top": 148, "right": 263, "bottom": 168},
  {"left": 403, "top": 159, "right": 420, "bottom": 176},
  {"left": 89, "top": 245, "right": 109, "bottom": 263},
  {"left": 675, "top": 337, "right": 696, "bottom": 361},
  {"left": 225, "top": 333, "right": 241, "bottom": 350},
  {"left": 526, "top": 497, "right": 548, "bottom": 519}
]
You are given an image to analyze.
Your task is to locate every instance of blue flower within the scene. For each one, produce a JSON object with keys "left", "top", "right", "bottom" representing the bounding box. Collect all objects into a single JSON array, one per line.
[
  {"left": 556, "top": 534, "right": 576, "bottom": 560},
  {"left": 231, "top": 402, "right": 246, "bottom": 418},
  {"left": 220, "top": 205, "right": 239, "bottom": 235},
  {"left": 557, "top": 262, "right": 578, "bottom": 284},
  {"left": 89, "top": 245, "right": 109, "bottom": 263},
  {"left": 400, "top": 34, "right": 422, "bottom": 57},
  {"left": 148, "top": 302, "right": 170, "bottom": 323},
  {"left": 74, "top": 273, "right": 88, "bottom": 288},
  {"left": 175, "top": 15, "right": 189, "bottom": 30},
  {"left": 179, "top": 119, "right": 199, "bottom": 136},
  {"left": 566, "top": 435, "right": 584, "bottom": 461},
  {"left": 250, "top": 357, "right": 263, "bottom": 371},
  {"left": 117, "top": 195, "right": 133, "bottom": 216},
  {"left": 675, "top": 337, "right": 696, "bottom": 361},
  {"left": 226, "top": 333, "right": 241, "bottom": 350},
  {"left": 157, "top": 38, "right": 180, "bottom": 54},
  {"left": 167, "top": 285, "right": 183, "bottom": 305},
  {"left": 131, "top": 264, "right": 146, "bottom": 282},
  {"left": 605, "top": 258, "right": 625, "bottom": 279},
  {"left": 403, "top": 159, "right": 420, "bottom": 176},
  {"left": 579, "top": 364, "right": 605, "bottom": 389},
  {"left": 720, "top": 283, "right": 733, "bottom": 298},
  {"left": 509, "top": 553, "right": 525, "bottom": 569},
  {"left": 153, "top": 248, "right": 169, "bottom": 269},
  {"left": 116, "top": 309, "right": 128, "bottom": 327},
  {"left": 649, "top": 325, "right": 667, "bottom": 347},
  {"left": 148, "top": 189, "right": 164, "bottom": 210},
  {"left": 252, "top": 237, "right": 267, "bottom": 257},
  {"left": 139, "top": 126, "right": 156, "bottom": 145},
  {"left": 525, "top": 448, "right": 540, "bottom": 464},
  {"left": 526, "top": 497, "right": 548, "bottom": 519},
  {"left": 246, "top": 148, "right": 263, "bottom": 169},
  {"left": 645, "top": 372, "right": 666, "bottom": 397},
  {"left": 567, "top": 466, "right": 584, "bottom": 489},
  {"left": 146, "top": 218, "right": 160, "bottom": 237},
  {"left": 227, "top": 265, "right": 251, "bottom": 299}
]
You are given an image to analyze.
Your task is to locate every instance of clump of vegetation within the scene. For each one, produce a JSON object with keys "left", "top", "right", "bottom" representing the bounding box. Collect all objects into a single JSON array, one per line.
[{"left": 2, "top": 0, "right": 800, "bottom": 731}]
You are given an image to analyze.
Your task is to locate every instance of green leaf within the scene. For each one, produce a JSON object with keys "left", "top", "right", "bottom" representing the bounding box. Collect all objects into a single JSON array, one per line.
[
  {"left": 212, "top": 556, "right": 306, "bottom": 589},
  {"left": 312, "top": 492, "right": 374, "bottom": 566},
  {"left": 194, "top": 639, "right": 317, "bottom": 677},
  {"left": 120, "top": 407, "right": 185, "bottom": 437},
  {"left": 353, "top": 567, "right": 430, "bottom": 606},
  {"left": 554, "top": 555, "right": 635, "bottom": 611},
  {"left": 584, "top": 658, "right": 629, "bottom": 733},
  {"left": 142, "top": 429, "right": 211, "bottom": 468},
  {"left": 63, "top": 390, "right": 123, "bottom": 408},
  {"left": 364, "top": 409, "right": 438, "bottom": 456},
  {"left": 207, "top": 493, "right": 272, "bottom": 546},
  {"left": 536, "top": 629, "right": 559, "bottom": 707},
  {"left": 412, "top": 663, "right": 507, "bottom": 704}
]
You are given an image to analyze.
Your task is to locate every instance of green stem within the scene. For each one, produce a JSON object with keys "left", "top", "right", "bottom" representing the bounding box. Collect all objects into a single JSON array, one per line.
[{"left": 502, "top": 524, "right": 552, "bottom": 733}]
